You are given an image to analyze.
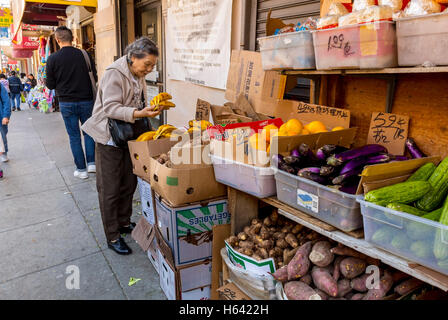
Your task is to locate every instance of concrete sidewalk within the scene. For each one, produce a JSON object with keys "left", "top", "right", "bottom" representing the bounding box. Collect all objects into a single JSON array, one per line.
[{"left": 0, "top": 104, "right": 165, "bottom": 300}]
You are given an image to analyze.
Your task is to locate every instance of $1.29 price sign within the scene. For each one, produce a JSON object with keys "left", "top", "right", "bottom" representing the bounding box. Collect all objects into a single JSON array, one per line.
[{"left": 367, "top": 112, "right": 409, "bottom": 156}]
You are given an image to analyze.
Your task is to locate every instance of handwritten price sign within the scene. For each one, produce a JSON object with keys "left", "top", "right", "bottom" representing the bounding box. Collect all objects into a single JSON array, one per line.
[{"left": 367, "top": 112, "right": 409, "bottom": 155}]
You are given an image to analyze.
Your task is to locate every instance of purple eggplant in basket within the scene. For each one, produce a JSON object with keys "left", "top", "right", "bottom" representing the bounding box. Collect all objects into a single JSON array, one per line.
[
  {"left": 284, "top": 155, "right": 301, "bottom": 166},
  {"left": 327, "top": 144, "right": 388, "bottom": 167},
  {"left": 271, "top": 154, "right": 284, "bottom": 168},
  {"left": 280, "top": 163, "right": 297, "bottom": 175},
  {"left": 406, "top": 138, "right": 426, "bottom": 159},
  {"left": 291, "top": 149, "right": 300, "bottom": 158},
  {"left": 298, "top": 167, "right": 321, "bottom": 175},
  {"left": 298, "top": 171, "right": 328, "bottom": 185},
  {"left": 339, "top": 183, "right": 359, "bottom": 195},
  {"left": 332, "top": 167, "right": 363, "bottom": 185},
  {"left": 366, "top": 153, "right": 391, "bottom": 164},
  {"left": 298, "top": 143, "right": 318, "bottom": 165},
  {"left": 320, "top": 165, "right": 336, "bottom": 176}
]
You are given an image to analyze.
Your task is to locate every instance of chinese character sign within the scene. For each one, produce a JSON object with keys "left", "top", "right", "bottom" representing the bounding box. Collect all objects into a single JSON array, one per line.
[
  {"left": 367, "top": 112, "right": 409, "bottom": 155},
  {"left": 0, "top": 8, "right": 12, "bottom": 28}
]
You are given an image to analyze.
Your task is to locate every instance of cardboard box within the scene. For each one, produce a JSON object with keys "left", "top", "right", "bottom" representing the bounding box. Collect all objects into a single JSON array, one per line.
[
  {"left": 217, "top": 282, "right": 251, "bottom": 300},
  {"left": 224, "top": 241, "right": 276, "bottom": 275},
  {"left": 158, "top": 248, "right": 212, "bottom": 300},
  {"left": 128, "top": 138, "right": 179, "bottom": 182},
  {"left": 155, "top": 192, "right": 230, "bottom": 266},
  {"left": 147, "top": 236, "right": 159, "bottom": 274},
  {"left": 137, "top": 177, "right": 156, "bottom": 225},
  {"left": 131, "top": 217, "right": 155, "bottom": 252},
  {"left": 149, "top": 140, "right": 227, "bottom": 206}
]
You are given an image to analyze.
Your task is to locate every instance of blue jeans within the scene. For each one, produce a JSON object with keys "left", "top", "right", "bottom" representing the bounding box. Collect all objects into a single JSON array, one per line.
[
  {"left": 10, "top": 93, "right": 21, "bottom": 109},
  {"left": 0, "top": 124, "right": 7, "bottom": 154},
  {"left": 60, "top": 100, "right": 95, "bottom": 171}
]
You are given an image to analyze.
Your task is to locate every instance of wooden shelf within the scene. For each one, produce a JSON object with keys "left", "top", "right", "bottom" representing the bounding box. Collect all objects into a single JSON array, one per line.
[
  {"left": 277, "top": 208, "right": 448, "bottom": 292},
  {"left": 283, "top": 66, "right": 448, "bottom": 76}
]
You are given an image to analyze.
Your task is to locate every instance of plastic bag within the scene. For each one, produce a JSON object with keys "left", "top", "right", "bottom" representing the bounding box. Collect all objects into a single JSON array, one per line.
[
  {"left": 403, "top": 0, "right": 441, "bottom": 16},
  {"left": 328, "top": 2, "right": 350, "bottom": 15},
  {"left": 339, "top": 12, "right": 362, "bottom": 26},
  {"left": 358, "top": 5, "right": 394, "bottom": 23},
  {"left": 379, "top": 0, "right": 404, "bottom": 11},
  {"left": 317, "top": 15, "right": 340, "bottom": 29},
  {"left": 353, "top": 0, "right": 377, "bottom": 11}
]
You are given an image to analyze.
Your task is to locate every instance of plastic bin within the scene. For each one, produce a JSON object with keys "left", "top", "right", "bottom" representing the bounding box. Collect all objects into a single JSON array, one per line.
[
  {"left": 312, "top": 21, "right": 397, "bottom": 69},
  {"left": 358, "top": 198, "right": 448, "bottom": 276},
  {"left": 258, "top": 31, "right": 316, "bottom": 70},
  {"left": 396, "top": 13, "right": 448, "bottom": 67},
  {"left": 274, "top": 168, "right": 362, "bottom": 231},
  {"left": 210, "top": 154, "right": 276, "bottom": 198}
]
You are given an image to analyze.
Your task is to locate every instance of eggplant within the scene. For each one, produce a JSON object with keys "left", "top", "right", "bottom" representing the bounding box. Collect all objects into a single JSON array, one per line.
[
  {"left": 327, "top": 144, "right": 387, "bottom": 166},
  {"left": 366, "top": 153, "right": 391, "bottom": 164},
  {"left": 280, "top": 163, "right": 296, "bottom": 175},
  {"left": 406, "top": 138, "right": 426, "bottom": 159},
  {"left": 316, "top": 148, "right": 327, "bottom": 162},
  {"left": 340, "top": 157, "right": 369, "bottom": 175},
  {"left": 298, "top": 143, "right": 317, "bottom": 165},
  {"left": 339, "top": 183, "right": 359, "bottom": 195},
  {"left": 271, "top": 154, "right": 284, "bottom": 168},
  {"left": 332, "top": 167, "right": 362, "bottom": 185},
  {"left": 320, "top": 166, "right": 336, "bottom": 176},
  {"left": 298, "top": 167, "right": 321, "bottom": 175},
  {"left": 298, "top": 171, "right": 328, "bottom": 185},
  {"left": 318, "top": 144, "right": 349, "bottom": 157},
  {"left": 283, "top": 156, "right": 301, "bottom": 166},
  {"left": 291, "top": 149, "right": 300, "bottom": 158}
]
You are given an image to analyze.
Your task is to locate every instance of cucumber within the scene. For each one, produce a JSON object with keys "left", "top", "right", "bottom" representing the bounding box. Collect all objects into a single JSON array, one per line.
[
  {"left": 433, "top": 196, "right": 448, "bottom": 260},
  {"left": 386, "top": 203, "right": 427, "bottom": 217},
  {"left": 407, "top": 162, "right": 436, "bottom": 182},
  {"left": 365, "top": 181, "right": 431, "bottom": 206},
  {"left": 416, "top": 157, "right": 448, "bottom": 212}
]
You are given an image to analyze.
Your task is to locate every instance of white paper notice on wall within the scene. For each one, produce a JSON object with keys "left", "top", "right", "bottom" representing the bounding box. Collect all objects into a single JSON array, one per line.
[{"left": 166, "top": 0, "right": 232, "bottom": 90}]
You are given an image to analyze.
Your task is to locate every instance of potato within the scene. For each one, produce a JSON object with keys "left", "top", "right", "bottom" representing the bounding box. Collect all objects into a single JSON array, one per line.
[
  {"left": 350, "top": 273, "right": 371, "bottom": 292},
  {"left": 363, "top": 271, "right": 394, "bottom": 300},
  {"left": 237, "top": 232, "right": 248, "bottom": 241},
  {"left": 251, "top": 223, "right": 262, "bottom": 235},
  {"left": 281, "top": 225, "right": 293, "bottom": 234},
  {"left": 339, "top": 257, "right": 367, "bottom": 279},
  {"left": 285, "top": 233, "right": 299, "bottom": 248},
  {"left": 226, "top": 236, "right": 238, "bottom": 247},
  {"left": 276, "top": 239, "right": 289, "bottom": 249},
  {"left": 273, "top": 232, "right": 286, "bottom": 240},
  {"left": 257, "top": 248, "right": 269, "bottom": 259},
  {"left": 394, "top": 278, "right": 424, "bottom": 296},
  {"left": 239, "top": 240, "right": 254, "bottom": 250},
  {"left": 269, "top": 209, "right": 279, "bottom": 223},
  {"left": 284, "top": 281, "right": 321, "bottom": 300},
  {"left": 276, "top": 216, "right": 286, "bottom": 227},
  {"left": 269, "top": 249, "right": 276, "bottom": 258},
  {"left": 299, "top": 274, "right": 312, "bottom": 286},
  {"left": 251, "top": 218, "right": 261, "bottom": 226},
  {"left": 314, "top": 289, "right": 329, "bottom": 300},
  {"left": 243, "top": 226, "right": 251, "bottom": 235},
  {"left": 291, "top": 224, "right": 304, "bottom": 234},
  {"left": 311, "top": 266, "right": 338, "bottom": 297},
  {"left": 236, "top": 248, "right": 245, "bottom": 254},
  {"left": 242, "top": 248, "right": 254, "bottom": 256},
  {"left": 309, "top": 241, "right": 334, "bottom": 267},
  {"left": 270, "top": 265, "right": 288, "bottom": 282},
  {"left": 260, "top": 226, "right": 270, "bottom": 240},
  {"left": 269, "top": 226, "right": 277, "bottom": 233},
  {"left": 263, "top": 216, "right": 273, "bottom": 227},
  {"left": 337, "top": 279, "right": 352, "bottom": 298},
  {"left": 258, "top": 239, "right": 274, "bottom": 249},
  {"left": 283, "top": 247, "right": 299, "bottom": 265},
  {"left": 287, "top": 241, "right": 313, "bottom": 280},
  {"left": 252, "top": 253, "right": 262, "bottom": 261}
]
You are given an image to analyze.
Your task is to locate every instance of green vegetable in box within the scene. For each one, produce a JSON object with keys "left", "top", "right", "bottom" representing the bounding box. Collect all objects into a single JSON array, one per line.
[
  {"left": 410, "top": 241, "right": 433, "bottom": 259},
  {"left": 416, "top": 157, "right": 448, "bottom": 212},
  {"left": 407, "top": 162, "right": 436, "bottom": 182},
  {"left": 386, "top": 203, "right": 427, "bottom": 217},
  {"left": 406, "top": 208, "right": 443, "bottom": 241},
  {"left": 391, "top": 233, "right": 410, "bottom": 251},
  {"left": 365, "top": 181, "right": 431, "bottom": 206},
  {"left": 433, "top": 196, "right": 448, "bottom": 260},
  {"left": 371, "top": 226, "right": 395, "bottom": 244}
]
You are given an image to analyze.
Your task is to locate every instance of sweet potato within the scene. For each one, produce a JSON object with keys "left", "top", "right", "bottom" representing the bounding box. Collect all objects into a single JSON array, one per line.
[
  {"left": 329, "top": 297, "right": 346, "bottom": 300},
  {"left": 285, "top": 233, "right": 299, "bottom": 248},
  {"left": 291, "top": 224, "right": 304, "bottom": 234},
  {"left": 394, "top": 278, "right": 424, "bottom": 296},
  {"left": 344, "top": 292, "right": 355, "bottom": 300},
  {"left": 299, "top": 274, "right": 312, "bottom": 286},
  {"left": 350, "top": 273, "right": 370, "bottom": 292},
  {"left": 284, "top": 281, "right": 321, "bottom": 300},
  {"left": 287, "top": 241, "right": 313, "bottom": 280},
  {"left": 263, "top": 216, "right": 273, "bottom": 227},
  {"left": 237, "top": 232, "right": 248, "bottom": 241},
  {"left": 311, "top": 266, "right": 338, "bottom": 297},
  {"left": 391, "top": 270, "right": 411, "bottom": 283},
  {"left": 340, "top": 257, "right": 367, "bottom": 279},
  {"left": 331, "top": 245, "right": 380, "bottom": 266},
  {"left": 273, "top": 232, "right": 286, "bottom": 240},
  {"left": 239, "top": 240, "right": 254, "bottom": 250},
  {"left": 309, "top": 241, "right": 334, "bottom": 267},
  {"left": 226, "top": 236, "right": 238, "bottom": 247},
  {"left": 363, "top": 271, "right": 394, "bottom": 300},
  {"left": 276, "top": 238, "right": 289, "bottom": 249},
  {"left": 314, "top": 289, "right": 329, "bottom": 300},
  {"left": 283, "top": 247, "right": 299, "bottom": 265},
  {"left": 270, "top": 265, "right": 288, "bottom": 282},
  {"left": 337, "top": 279, "right": 352, "bottom": 298},
  {"left": 351, "top": 293, "right": 365, "bottom": 300},
  {"left": 332, "top": 256, "right": 344, "bottom": 281}
]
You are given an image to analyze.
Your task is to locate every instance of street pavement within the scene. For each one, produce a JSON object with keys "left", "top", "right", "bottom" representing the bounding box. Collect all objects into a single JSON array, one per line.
[{"left": 0, "top": 103, "right": 165, "bottom": 300}]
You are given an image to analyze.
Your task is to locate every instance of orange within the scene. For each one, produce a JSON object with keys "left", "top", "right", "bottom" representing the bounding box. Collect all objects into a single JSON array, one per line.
[
  {"left": 261, "top": 124, "right": 278, "bottom": 143},
  {"left": 305, "top": 121, "right": 327, "bottom": 134},
  {"left": 248, "top": 133, "right": 267, "bottom": 151},
  {"left": 285, "top": 119, "right": 303, "bottom": 136},
  {"left": 332, "top": 126, "right": 345, "bottom": 131},
  {"left": 279, "top": 123, "right": 289, "bottom": 135},
  {"left": 301, "top": 129, "right": 310, "bottom": 135}
]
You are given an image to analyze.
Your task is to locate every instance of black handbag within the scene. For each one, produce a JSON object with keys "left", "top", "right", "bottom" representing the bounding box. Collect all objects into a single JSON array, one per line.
[{"left": 108, "top": 92, "right": 152, "bottom": 149}]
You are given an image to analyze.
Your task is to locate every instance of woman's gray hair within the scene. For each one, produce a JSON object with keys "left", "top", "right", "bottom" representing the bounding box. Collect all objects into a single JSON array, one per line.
[{"left": 125, "top": 37, "right": 159, "bottom": 64}]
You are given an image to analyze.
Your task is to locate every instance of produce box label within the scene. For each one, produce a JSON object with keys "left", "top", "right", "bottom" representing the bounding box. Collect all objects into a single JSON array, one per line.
[
  {"left": 297, "top": 189, "right": 319, "bottom": 213},
  {"left": 367, "top": 112, "right": 409, "bottom": 156},
  {"left": 225, "top": 241, "right": 276, "bottom": 274}
]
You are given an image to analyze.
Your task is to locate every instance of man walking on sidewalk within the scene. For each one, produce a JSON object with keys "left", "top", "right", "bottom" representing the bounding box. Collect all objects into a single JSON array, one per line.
[
  {"left": 8, "top": 71, "right": 22, "bottom": 111},
  {"left": 45, "top": 26, "right": 97, "bottom": 179},
  {"left": 0, "top": 80, "right": 11, "bottom": 163}
]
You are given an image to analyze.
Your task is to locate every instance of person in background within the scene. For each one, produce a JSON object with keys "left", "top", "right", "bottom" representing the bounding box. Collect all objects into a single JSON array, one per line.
[
  {"left": 28, "top": 74, "right": 37, "bottom": 88},
  {"left": 0, "top": 79, "right": 11, "bottom": 163},
  {"left": 0, "top": 74, "right": 9, "bottom": 97},
  {"left": 8, "top": 71, "right": 22, "bottom": 111},
  {"left": 82, "top": 37, "right": 162, "bottom": 255},
  {"left": 45, "top": 26, "right": 97, "bottom": 180}
]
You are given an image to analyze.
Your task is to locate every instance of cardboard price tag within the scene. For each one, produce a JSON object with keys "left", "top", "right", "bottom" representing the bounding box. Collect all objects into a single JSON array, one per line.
[
  {"left": 367, "top": 112, "right": 409, "bottom": 155},
  {"left": 195, "top": 99, "right": 211, "bottom": 121}
]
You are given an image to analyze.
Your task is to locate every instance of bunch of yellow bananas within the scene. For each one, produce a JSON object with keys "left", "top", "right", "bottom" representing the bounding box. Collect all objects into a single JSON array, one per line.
[
  {"left": 150, "top": 92, "right": 176, "bottom": 112},
  {"left": 136, "top": 131, "right": 157, "bottom": 142},
  {"left": 188, "top": 120, "right": 212, "bottom": 131},
  {"left": 153, "top": 124, "right": 178, "bottom": 140}
]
